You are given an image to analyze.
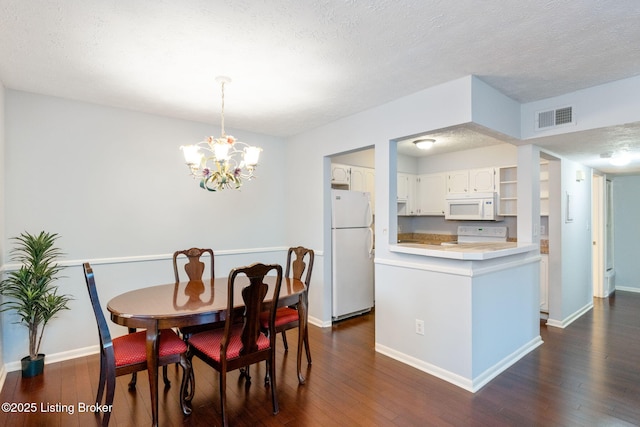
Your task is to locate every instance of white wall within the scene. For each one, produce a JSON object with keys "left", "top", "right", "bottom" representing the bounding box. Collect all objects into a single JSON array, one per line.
[
  {"left": 555, "top": 158, "right": 593, "bottom": 325},
  {"left": 521, "top": 75, "right": 640, "bottom": 140},
  {"left": 331, "top": 148, "right": 375, "bottom": 168},
  {"left": 417, "top": 142, "right": 517, "bottom": 173},
  {"left": 612, "top": 175, "right": 640, "bottom": 291},
  {"left": 1, "top": 90, "right": 289, "bottom": 366}
]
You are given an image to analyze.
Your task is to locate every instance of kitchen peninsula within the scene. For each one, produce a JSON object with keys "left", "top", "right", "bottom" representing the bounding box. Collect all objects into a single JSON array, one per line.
[{"left": 375, "top": 230, "right": 541, "bottom": 393}]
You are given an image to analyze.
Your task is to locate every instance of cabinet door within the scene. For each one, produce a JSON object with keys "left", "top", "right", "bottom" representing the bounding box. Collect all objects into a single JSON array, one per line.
[
  {"left": 351, "top": 166, "right": 375, "bottom": 214},
  {"left": 470, "top": 168, "right": 495, "bottom": 192},
  {"left": 331, "top": 164, "right": 350, "bottom": 186},
  {"left": 417, "top": 173, "right": 446, "bottom": 215},
  {"left": 350, "top": 167, "right": 365, "bottom": 192},
  {"left": 397, "top": 173, "right": 409, "bottom": 201},
  {"left": 398, "top": 173, "right": 416, "bottom": 216},
  {"left": 447, "top": 170, "right": 469, "bottom": 193}
]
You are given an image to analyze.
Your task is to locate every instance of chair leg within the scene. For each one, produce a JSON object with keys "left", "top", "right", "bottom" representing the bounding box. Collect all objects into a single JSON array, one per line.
[
  {"left": 264, "top": 361, "right": 270, "bottom": 386},
  {"left": 128, "top": 372, "right": 137, "bottom": 390},
  {"left": 240, "top": 365, "right": 251, "bottom": 382},
  {"left": 281, "top": 330, "right": 288, "bottom": 351},
  {"left": 269, "top": 356, "right": 279, "bottom": 415},
  {"left": 162, "top": 365, "right": 170, "bottom": 387},
  {"left": 220, "top": 370, "right": 228, "bottom": 427},
  {"left": 304, "top": 328, "right": 312, "bottom": 365},
  {"left": 103, "top": 372, "right": 116, "bottom": 427},
  {"left": 182, "top": 353, "right": 196, "bottom": 404},
  {"left": 96, "top": 354, "right": 106, "bottom": 405},
  {"left": 179, "top": 354, "right": 193, "bottom": 416},
  {"left": 127, "top": 327, "right": 138, "bottom": 390}
]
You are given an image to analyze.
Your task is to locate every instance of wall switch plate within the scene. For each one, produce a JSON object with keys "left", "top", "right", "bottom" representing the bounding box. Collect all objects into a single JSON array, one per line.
[{"left": 415, "top": 319, "right": 425, "bottom": 335}]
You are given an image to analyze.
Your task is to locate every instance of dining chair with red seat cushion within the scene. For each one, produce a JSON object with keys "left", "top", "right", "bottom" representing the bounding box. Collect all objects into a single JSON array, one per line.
[
  {"left": 83, "top": 263, "right": 191, "bottom": 426},
  {"left": 182, "top": 262, "right": 283, "bottom": 427},
  {"left": 259, "top": 246, "right": 314, "bottom": 372}
]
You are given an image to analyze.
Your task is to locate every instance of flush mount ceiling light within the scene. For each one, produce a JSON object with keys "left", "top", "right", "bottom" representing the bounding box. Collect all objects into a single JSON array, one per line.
[
  {"left": 609, "top": 149, "right": 631, "bottom": 166},
  {"left": 180, "top": 76, "right": 262, "bottom": 191},
  {"left": 413, "top": 138, "right": 436, "bottom": 150}
]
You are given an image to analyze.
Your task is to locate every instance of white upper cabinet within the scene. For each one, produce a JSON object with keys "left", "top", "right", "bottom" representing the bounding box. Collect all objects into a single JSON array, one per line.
[
  {"left": 351, "top": 166, "right": 375, "bottom": 214},
  {"left": 469, "top": 168, "right": 496, "bottom": 192},
  {"left": 397, "top": 173, "right": 417, "bottom": 216},
  {"left": 447, "top": 170, "right": 469, "bottom": 193},
  {"left": 416, "top": 173, "right": 447, "bottom": 215},
  {"left": 447, "top": 168, "right": 495, "bottom": 194}
]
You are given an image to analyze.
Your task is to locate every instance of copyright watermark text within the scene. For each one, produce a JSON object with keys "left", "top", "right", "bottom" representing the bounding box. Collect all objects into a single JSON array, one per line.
[{"left": 2, "top": 401, "right": 112, "bottom": 415}]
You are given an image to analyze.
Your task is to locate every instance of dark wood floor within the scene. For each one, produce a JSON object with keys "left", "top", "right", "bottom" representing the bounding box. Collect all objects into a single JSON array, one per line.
[{"left": 2, "top": 291, "right": 640, "bottom": 426}]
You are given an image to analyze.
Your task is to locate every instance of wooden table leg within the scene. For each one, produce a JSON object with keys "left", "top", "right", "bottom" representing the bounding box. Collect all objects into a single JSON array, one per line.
[
  {"left": 146, "top": 323, "right": 160, "bottom": 427},
  {"left": 296, "top": 293, "right": 308, "bottom": 384}
]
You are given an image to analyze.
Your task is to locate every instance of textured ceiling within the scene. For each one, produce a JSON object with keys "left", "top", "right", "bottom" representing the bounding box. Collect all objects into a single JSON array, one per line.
[{"left": 1, "top": 1, "right": 640, "bottom": 173}]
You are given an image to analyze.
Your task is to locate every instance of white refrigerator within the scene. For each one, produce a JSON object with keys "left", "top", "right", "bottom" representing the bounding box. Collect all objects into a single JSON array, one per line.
[{"left": 331, "top": 189, "right": 374, "bottom": 321}]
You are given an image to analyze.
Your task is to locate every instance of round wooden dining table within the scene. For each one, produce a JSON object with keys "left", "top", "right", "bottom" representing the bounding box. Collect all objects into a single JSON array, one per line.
[{"left": 107, "top": 276, "right": 307, "bottom": 427}]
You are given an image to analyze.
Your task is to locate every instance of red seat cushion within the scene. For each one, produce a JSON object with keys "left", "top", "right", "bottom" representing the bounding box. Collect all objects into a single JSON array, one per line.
[
  {"left": 113, "top": 329, "right": 187, "bottom": 367},
  {"left": 188, "top": 325, "right": 270, "bottom": 362},
  {"left": 259, "top": 307, "right": 300, "bottom": 329}
]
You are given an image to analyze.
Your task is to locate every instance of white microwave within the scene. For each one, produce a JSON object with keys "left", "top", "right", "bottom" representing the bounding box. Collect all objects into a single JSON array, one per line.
[{"left": 445, "top": 192, "right": 501, "bottom": 221}]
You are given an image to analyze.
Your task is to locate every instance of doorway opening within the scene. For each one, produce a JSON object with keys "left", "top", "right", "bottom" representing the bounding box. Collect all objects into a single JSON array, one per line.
[
  {"left": 592, "top": 174, "right": 614, "bottom": 298},
  {"left": 328, "top": 147, "right": 376, "bottom": 323}
]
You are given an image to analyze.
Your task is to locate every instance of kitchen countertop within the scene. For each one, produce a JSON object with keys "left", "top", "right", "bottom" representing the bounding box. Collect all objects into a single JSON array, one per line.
[{"left": 390, "top": 241, "right": 539, "bottom": 260}]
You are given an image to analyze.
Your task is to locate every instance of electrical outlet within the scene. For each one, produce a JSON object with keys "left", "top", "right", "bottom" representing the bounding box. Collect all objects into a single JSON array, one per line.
[{"left": 415, "top": 319, "right": 425, "bottom": 335}]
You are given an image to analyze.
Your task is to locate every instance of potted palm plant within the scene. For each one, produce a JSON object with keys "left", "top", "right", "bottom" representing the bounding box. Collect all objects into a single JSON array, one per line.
[{"left": 0, "top": 231, "right": 72, "bottom": 377}]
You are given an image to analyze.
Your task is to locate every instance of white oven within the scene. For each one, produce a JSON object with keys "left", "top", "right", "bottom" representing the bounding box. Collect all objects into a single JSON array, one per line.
[{"left": 445, "top": 192, "right": 500, "bottom": 221}]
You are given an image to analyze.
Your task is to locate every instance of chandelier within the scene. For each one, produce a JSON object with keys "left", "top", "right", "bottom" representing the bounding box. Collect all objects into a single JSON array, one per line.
[{"left": 180, "top": 76, "right": 262, "bottom": 191}]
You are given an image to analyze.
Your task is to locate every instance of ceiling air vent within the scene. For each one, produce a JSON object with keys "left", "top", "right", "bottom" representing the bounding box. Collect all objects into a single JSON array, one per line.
[{"left": 535, "top": 106, "right": 574, "bottom": 130}]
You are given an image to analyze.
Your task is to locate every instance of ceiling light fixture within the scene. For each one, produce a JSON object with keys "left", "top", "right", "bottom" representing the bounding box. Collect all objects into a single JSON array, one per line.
[
  {"left": 180, "top": 76, "right": 262, "bottom": 191},
  {"left": 414, "top": 138, "right": 435, "bottom": 150},
  {"left": 609, "top": 150, "right": 631, "bottom": 166}
]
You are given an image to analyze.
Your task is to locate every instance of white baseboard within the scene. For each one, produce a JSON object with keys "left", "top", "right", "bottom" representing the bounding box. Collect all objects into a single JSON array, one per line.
[
  {"left": 614, "top": 286, "right": 640, "bottom": 293},
  {"left": 3, "top": 345, "right": 100, "bottom": 374},
  {"left": 546, "top": 301, "right": 593, "bottom": 329},
  {"left": 375, "top": 335, "right": 543, "bottom": 393},
  {"left": 308, "top": 315, "right": 332, "bottom": 328}
]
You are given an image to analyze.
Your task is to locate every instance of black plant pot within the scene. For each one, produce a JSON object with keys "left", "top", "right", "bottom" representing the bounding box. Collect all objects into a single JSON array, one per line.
[{"left": 21, "top": 354, "right": 45, "bottom": 378}]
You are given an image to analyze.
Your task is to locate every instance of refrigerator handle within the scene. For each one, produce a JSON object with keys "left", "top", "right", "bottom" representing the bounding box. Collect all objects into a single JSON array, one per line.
[
  {"left": 366, "top": 198, "right": 373, "bottom": 227},
  {"left": 368, "top": 227, "right": 374, "bottom": 258}
]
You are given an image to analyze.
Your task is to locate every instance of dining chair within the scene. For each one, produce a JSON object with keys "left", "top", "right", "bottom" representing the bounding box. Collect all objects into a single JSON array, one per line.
[
  {"left": 182, "top": 262, "right": 283, "bottom": 427},
  {"left": 260, "top": 246, "right": 314, "bottom": 368},
  {"left": 172, "top": 247, "right": 226, "bottom": 335},
  {"left": 173, "top": 247, "right": 214, "bottom": 284},
  {"left": 83, "top": 263, "right": 191, "bottom": 426}
]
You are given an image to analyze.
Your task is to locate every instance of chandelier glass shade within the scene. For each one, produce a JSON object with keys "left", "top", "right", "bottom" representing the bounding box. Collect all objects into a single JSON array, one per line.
[{"left": 180, "top": 77, "right": 262, "bottom": 191}]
